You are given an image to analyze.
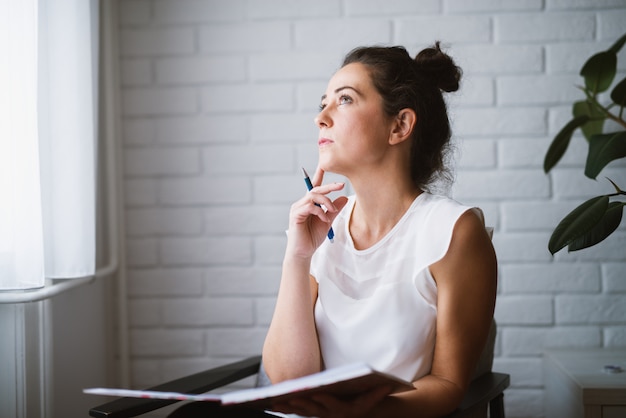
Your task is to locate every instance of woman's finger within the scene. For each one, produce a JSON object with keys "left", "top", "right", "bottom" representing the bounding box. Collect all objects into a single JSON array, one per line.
[{"left": 312, "top": 165, "right": 325, "bottom": 188}]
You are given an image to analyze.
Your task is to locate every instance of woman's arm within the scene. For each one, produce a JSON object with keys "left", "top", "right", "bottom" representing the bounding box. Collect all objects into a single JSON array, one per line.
[
  {"left": 385, "top": 209, "right": 498, "bottom": 417},
  {"left": 262, "top": 271, "right": 322, "bottom": 382},
  {"left": 262, "top": 170, "right": 348, "bottom": 383}
]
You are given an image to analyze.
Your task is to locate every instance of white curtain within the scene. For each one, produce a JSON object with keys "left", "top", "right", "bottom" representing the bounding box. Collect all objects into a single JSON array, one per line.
[{"left": 0, "top": 0, "right": 99, "bottom": 290}]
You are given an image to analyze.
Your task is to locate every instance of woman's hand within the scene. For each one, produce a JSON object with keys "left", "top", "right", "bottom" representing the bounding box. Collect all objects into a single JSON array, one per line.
[
  {"left": 286, "top": 167, "right": 348, "bottom": 259},
  {"left": 271, "top": 385, "right": 392, "bottom": 418}
]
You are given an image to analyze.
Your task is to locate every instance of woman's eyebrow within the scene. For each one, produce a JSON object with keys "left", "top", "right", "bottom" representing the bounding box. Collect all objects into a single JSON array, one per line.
[{"left": 320, "top": 86, "right": 362, "bottom": 101}]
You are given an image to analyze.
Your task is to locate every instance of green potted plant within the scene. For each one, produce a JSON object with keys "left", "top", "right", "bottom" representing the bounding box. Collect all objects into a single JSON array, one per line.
[{"left": 544, "top": 32, "right": 626, "bottom": 255}]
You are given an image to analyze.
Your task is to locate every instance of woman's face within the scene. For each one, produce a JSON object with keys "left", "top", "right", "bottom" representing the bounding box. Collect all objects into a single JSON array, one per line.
[{"left": 315, "top": 62, "right": 395, "bottom": 175}]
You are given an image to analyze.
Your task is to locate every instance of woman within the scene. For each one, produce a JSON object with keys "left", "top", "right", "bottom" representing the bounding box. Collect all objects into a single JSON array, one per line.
[
  {"left": 170, "top": 43, "right": 497, "bottom": 418},
  {"left": 262, "top": 43, "right": 497, "bottom": 418}
]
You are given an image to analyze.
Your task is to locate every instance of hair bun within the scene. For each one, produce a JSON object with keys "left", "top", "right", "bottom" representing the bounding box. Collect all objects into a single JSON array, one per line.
[{"left": 414, "top": 42, "right": 462, "bottom": 93}]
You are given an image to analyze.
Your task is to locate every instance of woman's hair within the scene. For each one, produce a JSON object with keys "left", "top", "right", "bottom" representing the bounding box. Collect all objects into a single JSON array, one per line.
[{"left": 342, "top": 43, "right": 462, "bottom": 191}]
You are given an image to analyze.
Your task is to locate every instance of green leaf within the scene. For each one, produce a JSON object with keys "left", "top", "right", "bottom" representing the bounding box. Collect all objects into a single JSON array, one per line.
[
  {"left": 610, "top": 76, "right": 626, "bottom": 106},
  {"left": 608, "top": 32, "right": 626, "bottom": 55},
  {"left": 544, "top": 115, "right": 590, "bottom": 173},
  {"left": 573, "top": 100, "right": 605, "bottom": 140},
  {"left": 580, "top": 51, "right": 617, "bottom": 93},
  {"left": 568, "top": 202, "right": 624, "bottom": 251},
  {"left": 585, "top": 132, "right": 626, "bottom": 179},
  {"left": 548, "top": 196, "right": 609, "bottom": 255}
]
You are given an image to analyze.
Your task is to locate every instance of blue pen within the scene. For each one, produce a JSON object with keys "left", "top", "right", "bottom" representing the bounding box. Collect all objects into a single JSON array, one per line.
[{"left": 302, "top": 167, "right": 334, "bottom": 242}]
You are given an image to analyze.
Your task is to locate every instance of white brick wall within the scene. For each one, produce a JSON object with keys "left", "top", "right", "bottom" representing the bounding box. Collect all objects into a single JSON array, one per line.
[{"left": 116, "top": 1, "right": 626, "bottom": 416}]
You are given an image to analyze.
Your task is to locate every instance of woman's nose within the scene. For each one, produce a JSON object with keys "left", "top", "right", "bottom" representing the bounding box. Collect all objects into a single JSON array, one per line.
[{"left": 315, "top": 108, "right": 331, "bottom": 128}]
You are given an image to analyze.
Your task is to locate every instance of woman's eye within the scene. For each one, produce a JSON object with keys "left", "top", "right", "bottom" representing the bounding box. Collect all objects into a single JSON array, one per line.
[
  {"left": 318, "top": 103, "right": 326, "bottom": 112},
  {"left": 339, "top": 95, "right": 353, "bottom": 105}
]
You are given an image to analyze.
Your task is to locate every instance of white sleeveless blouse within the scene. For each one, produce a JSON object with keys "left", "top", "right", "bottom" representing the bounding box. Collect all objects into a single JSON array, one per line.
[{"left": 311, "top": 192, "right": 474, "bottom": 382}]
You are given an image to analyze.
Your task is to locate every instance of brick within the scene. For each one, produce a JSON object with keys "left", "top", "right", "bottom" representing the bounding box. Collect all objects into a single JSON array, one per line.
[
  {"left": 127, "top": 268, "right": 204, "bottom": 297},
  {"left": 549, "top": 105, "right": 575, "bottom": 136},
  {"left": 160, "top": 237, "right": 252, "bottom": 265},
  {"left": 501, "top": 388, "right": 544, "bottom": 418},
  {"left": 495, "top": 296, "right": 553, "bottom": 325},
  {"left": 548, "top": 0, "right": 626, "bottom": 9},
  {"left": 128, "top": 300, "right": 161, "bottom": 327},
  {"left": 153, "top": 0, "right": 245, "bottom": 23},
  {"left": 556, "top": 295, "right": 626, "bottom": 324},
  {"left": 124, "top": 147, "right": 200, "bottom": 176},
  {"left": 598, "top": 10, "right": 626, "bottom": 40},
  {"left": 497, "top": 75, "right": 581, "bottom": 105},
  {"left": 156, "top": 56, "right": 246, "bottom": 84},
  {"left": 161, "top": 358, "right": 221, "bottom": 383},
  {"left": 126, "top": 208, "right": 204, "bottom": 236},
  {"left": 247, "top": 0, "right": 341, "bottom": 19},
  {"left": 492, "top": 357, "right": 543, "bottom": 387},
  {"left": 250, "top": 113, "right": 317, "bottom": 143},
  {"left": 204, "top": 206, "right": 289, "bottom": 235},
  {"left": 126, "top": 238, "right": 159, "bottom": 267},
  {"left": 205, "top": 267, "right": 281, "bottom": 295},
  {"left": 130, "top": 360, "right": 161, "bottom": 388},
  {"left": 448, "top": 0, "right": 543, "bottom": 12},
  {"left": 455, "top": 45, "right": 544, "bottom": 75},
  {"left": 127, "top": 116, "right": 250, "bottom": 145},
  {"left": 130, "top": 329, "right": 205, "bottom": 356},
  {"left": 496, "top": 13, "right": 595, "bottom": 42},
  {"left": 207, "top": 328, "right": 267, "bottom": 356},
  {"left": 199, "top": 22, "right": 291, "bottom": 53},
  {"left": 159, "top": 177, "right": 251, "bottom": 205},
  {"left": 501, "top": 263, "right": 601, "bottom": 294},
  {"left": 254, "top": 236, "right": 288, "bottom": 265},
  {"left": 122, "top": 87, "right": 197, "bottom": 116},
  {"left": 454, "top": 76, "right": 494, "bottom": 106},
  {"left": 452, "top": 170, "right": 550, "bottom": 200},
  {"left": 202, "top": 145, "right": 294, "bottom": 174},
  {"left": 123, "top": 118, "right": 155, "bottom": 145},
  {"left": 345, "top": 0, "right": 440, "bottom": 15},
  {"left": 395, "top": 16, "right": 492, "bottom": 45},
  {"left": 453, "top": 108, "right": 547, "bottom": 136},
  {"left": 498, "top": 138, "right": 550, "bottom": 169},
  {"left": 202, "top": 83, "right": 294, "bottom": 113},
  {"left": 455, "top": 139, "right": 497, "bottom": 169},
  {"left": 162, "top": 298, "right": 254, "bottom": 326},
  {"left": 297, "top": 81, "right": 329, "bottom": 112},
  {"left": 295, "top": 19, "right": 392, "bottom": 51},
  {"left": 547, "top": 42, "right": 613, "bottom": 73},
  {"left": 124, "top": 178, "right": 158, "bottom": 207},
  {"left": 491, "top": 232, "right": 554, "bottom": 263},
  {"left": 501, "top": 201, "right": 585, "bottom": 231},
  {"left": 250, "top": 52, "right": 339, "bottom": 82},
  {"left": 604, "top": 327, "right": 626, "bottom": 347},
  {"left": 255, "top": 297, "right": 277, "bottom": 326},
  {"left": 603, "top": 263, "right": 626, "bottom": 293},
  {"left": 120, "top": 59, "right": 152, "bottom": 86},
  {"left": 501, "top": 326, "right": 600, "bottom": 356},
  {"left": 254, "top": 175, "right": 310, "bottom": 204},
  {"left": 119, "top": 28, "right": 194, "bottom": 57},
  {"left": 118, "top": 0, "right": 151, "bottom": 26}
]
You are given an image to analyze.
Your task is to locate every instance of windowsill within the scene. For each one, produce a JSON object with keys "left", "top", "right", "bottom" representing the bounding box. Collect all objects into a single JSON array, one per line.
[{"left": 0, "top": 261, "right": 117, "bottom": 304}]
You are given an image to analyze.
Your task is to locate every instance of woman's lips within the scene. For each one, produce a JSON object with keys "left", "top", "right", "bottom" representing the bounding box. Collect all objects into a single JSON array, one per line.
[{"left": 318, "top": 138, "right": 333, "bottom": 146}]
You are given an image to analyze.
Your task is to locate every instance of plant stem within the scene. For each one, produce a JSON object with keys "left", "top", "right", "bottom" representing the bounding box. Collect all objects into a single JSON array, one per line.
[{"left": 582, "top": 88, "right": 626, "bottom": 129}]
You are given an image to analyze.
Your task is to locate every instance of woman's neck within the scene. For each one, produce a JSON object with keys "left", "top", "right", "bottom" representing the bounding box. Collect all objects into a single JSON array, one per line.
[{"left": 348, "top": 174, "right": 422, "bottom": 250}]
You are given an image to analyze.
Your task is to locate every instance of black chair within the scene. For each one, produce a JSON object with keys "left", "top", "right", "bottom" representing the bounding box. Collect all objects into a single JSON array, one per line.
[{"left": 90, "top": 321, "right": 509, "bottom": 418}]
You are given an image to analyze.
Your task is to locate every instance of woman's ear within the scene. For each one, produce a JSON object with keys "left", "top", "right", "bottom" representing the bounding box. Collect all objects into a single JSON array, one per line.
[{"left": 389, "top": 109, "right": 417, "bottom": 145}]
